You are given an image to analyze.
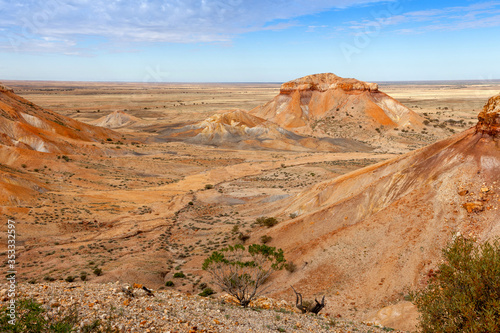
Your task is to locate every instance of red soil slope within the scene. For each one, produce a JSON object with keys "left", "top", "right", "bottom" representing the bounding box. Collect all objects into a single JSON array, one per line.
[
  {"left": 0, "top": 83, "right": 120, "bottom": 153},
  {"left": 0, "top": 83, "right": 120, "bottom": 203}
]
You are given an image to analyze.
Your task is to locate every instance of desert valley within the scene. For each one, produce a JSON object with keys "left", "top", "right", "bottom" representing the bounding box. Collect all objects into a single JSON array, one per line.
[{"left": 1, "top": 73, "right": 500, "bottom": 332}]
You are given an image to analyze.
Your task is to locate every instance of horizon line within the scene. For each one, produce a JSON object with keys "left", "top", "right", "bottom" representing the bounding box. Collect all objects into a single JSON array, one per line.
[{"left": 2, "top": 78, "right": 500, "bottom": 85}]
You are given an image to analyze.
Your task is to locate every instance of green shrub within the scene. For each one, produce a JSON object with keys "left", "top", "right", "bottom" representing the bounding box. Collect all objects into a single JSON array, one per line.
[
  {"left": 256, "top": 216, "right": 279, "bottom": 228},
  {"left": 173, "top": 272, "right": 185, "bottom": 278},
  {"left": 412, "top": 236, "right": 500, "bottom": 332},
  {"left": 165, "top": 281, "right": 174, "bottom": 287},
  {"left": 202, "top": 244, "right": 286, "bottom": 307},
  {"left": 198, "top": 288, "right": 215, "bottom": 297}
]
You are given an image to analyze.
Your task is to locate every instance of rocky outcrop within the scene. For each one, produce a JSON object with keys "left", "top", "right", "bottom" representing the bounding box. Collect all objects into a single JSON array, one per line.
[
  {"left": 476, "top": 93, "right": 500, "bottom": 137},
  {"left": 250, "top": 73, "right": 422, "bottom": 144},
  {"left": 280, "top": 73, "right": 378, "bottom": 94}
]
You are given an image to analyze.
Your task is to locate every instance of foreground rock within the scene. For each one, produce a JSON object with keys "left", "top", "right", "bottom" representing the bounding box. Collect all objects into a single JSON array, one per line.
[{"left": 3, "top": 282, "right": 406, "bottom": 332}]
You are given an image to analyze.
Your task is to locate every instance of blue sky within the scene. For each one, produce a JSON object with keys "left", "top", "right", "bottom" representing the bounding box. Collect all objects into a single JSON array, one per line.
[{"left": 1, "top": 0, "right": 499, "bottom": 82}]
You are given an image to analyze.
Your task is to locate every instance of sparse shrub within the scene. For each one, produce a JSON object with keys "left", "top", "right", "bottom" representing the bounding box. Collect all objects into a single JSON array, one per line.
[
  {"left": 411, "top": 236, "right": 500, "bottom": 333},
  {"left": 256, "top": 216, "right": 279, "bottom": 228},
  {"left": 106, "top": 138, "right": 112, "bottom": 142},
  {"left": 198, "top": 288, "right": 215, "bottom": 297},
  {"left": 188, "top": 201, "right": 194, "bottom": 206},
  {"left": 43, "top": 276, "right": 55, "bottom": 282},
  {"left": 289, "top": 213, "right": 298, "bottom": 219},
  {"left": 260, "top": 235, "right": 272, "bottom": 244},
  {"left": 165, "top": 281, "right": 174, "bottom": 287},
  {"left": 21, "top": 164, "right": 27, "bottom": 168},
  {"left": 202, "top": 244, "right": 286, "bottom": 307},
  {"left": 285, "top": 262, "right": 297, "bottom": 273},
  {"left": 231, "top": 225, "right": 240, "bottom": 234},
  {"left": 238, "top": 233, "right": 250, "bottom": 243},
  {"left": 93, "top": 268, "right": 102, "bottom": 276},
  {"left": 204, "top": 184, "right": 214, "bottom": 190},
  {"left": 173, "top": 272, "right": 185, "bottom": 278},
  {"left": 65, "top": 276, "right": 75, "bottom": 283},
  {"left": 61, "top": 155, "right": 70, "bottom": 162},
  {"left": 80, "top": 272, "right": 87, "bottom": 281}
]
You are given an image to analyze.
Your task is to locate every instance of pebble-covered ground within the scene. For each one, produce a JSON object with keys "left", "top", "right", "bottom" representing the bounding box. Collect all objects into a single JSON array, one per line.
[{"left": 1, "top": 282, "right": 406, "bottom": 332}]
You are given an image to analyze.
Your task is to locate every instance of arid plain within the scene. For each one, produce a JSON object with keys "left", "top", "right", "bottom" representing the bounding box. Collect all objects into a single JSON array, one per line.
[{"left": 1, "top": 77, "right": 500, "bottom": 331}]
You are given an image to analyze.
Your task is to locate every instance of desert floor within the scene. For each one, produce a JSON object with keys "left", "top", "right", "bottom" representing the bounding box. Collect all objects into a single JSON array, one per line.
[{"left": 1, "top": 79, "right": 500, "bottom": 323}]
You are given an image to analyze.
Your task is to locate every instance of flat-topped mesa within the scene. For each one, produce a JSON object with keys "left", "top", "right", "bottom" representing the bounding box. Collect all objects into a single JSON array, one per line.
[
  {"left": 476, "top": 93, "right": 500, "bottom": 137},
  {"left": 280, "top": 73, "right": 378, "bottom": 94}
]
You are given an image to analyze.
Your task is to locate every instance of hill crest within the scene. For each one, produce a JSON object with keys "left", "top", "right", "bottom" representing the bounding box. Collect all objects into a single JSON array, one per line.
[{"left": 280, "top": 72, "right": 379, "bottom": 94}]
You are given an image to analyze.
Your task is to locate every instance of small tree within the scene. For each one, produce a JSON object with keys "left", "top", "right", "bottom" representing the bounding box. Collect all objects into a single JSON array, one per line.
[
  {"left": 202, "top": 244, "right": 286, "bottom": 307},
  {"left": 412, "top": 236, "right": 500, "bottom": 333}
]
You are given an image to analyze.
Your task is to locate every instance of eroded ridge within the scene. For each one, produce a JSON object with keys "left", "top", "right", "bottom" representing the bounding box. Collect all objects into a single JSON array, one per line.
[{"left": 476, "top": 93, "right": 500, "bottom": 137}]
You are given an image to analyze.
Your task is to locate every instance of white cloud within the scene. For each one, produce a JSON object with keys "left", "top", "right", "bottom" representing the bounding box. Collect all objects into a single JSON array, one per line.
[
  {"left": 343, "top": 1, "right": 500, "bottom": 35},
  {"left": 0, "top": 0, "right": 390, "bottom": 53}
]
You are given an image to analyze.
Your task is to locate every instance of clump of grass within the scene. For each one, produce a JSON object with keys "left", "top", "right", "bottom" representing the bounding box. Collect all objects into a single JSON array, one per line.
[{"left": 260, "top": 235, "right": 272, "bottom": 244}]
